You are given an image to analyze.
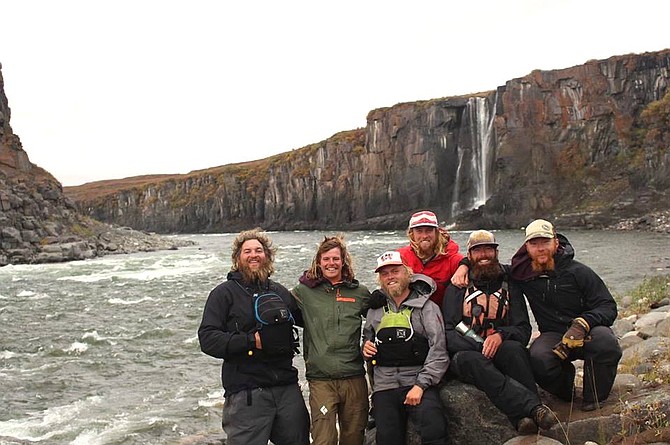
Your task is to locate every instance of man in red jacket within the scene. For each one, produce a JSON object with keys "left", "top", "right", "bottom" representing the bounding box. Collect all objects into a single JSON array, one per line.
[{"left": 397, "top": 210, "right": 464, "bottom": 308}]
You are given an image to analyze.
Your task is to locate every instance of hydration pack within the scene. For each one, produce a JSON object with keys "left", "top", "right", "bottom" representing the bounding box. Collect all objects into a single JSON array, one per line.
[
  {"left": 462, "top": 281, "right": 509, "bottom": 338},
  {"left": 253, "top": 292, "right": 299, "bottom": 356},
  {"left": 374, "top": 305, "right": 429, "bottom": 367}
]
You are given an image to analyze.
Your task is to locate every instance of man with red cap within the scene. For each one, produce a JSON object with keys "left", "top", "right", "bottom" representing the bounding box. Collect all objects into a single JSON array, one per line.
[{"left": 397, "top": 210, "right": 464, "bottom": 308}]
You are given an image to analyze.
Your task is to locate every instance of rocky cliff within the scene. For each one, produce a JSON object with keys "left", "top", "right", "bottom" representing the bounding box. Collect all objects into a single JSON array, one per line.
[
  {"left": 0, "top": 63, "right": 191, "bottom": 266},
  {"left": 62, "top": 49, "right": 670, "bottom": 233}
]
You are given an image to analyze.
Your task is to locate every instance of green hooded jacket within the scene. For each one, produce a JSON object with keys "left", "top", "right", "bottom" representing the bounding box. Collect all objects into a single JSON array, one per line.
[{"left": 292, "top": 274, "right": 371, "bottom": 380}]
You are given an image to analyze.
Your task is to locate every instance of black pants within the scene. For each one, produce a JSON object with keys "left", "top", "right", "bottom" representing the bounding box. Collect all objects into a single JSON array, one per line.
[
  {"left": 372, "top": 386, "right": 447, "bottom": 445},
  {"left": 529, "top": 326, "right": 622, "bottom": 403},
  {"left": 451, "top": 340, "right": 540, "bottom": 426}
]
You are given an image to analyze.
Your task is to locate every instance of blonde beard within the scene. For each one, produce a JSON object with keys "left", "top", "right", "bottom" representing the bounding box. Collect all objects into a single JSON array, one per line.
[
  {"left": 383, "top": 273, "right": 411, "bottom": 299},
  {"left": 240, "top": 263, "right": 272, "bottom": 283},
  {"left": 531, "top": 256, "right": 555, "bottom": 274}
]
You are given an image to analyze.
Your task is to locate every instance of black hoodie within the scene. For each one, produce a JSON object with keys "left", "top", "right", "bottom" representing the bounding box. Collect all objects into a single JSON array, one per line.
[{"left": 510, "top": 234, "right": 618, "bottom": 334}]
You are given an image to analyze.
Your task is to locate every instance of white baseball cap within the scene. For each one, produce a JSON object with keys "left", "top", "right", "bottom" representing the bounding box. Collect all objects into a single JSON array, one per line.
[{"left": 374, "top": 251, "right": 405, "bottom": 272}]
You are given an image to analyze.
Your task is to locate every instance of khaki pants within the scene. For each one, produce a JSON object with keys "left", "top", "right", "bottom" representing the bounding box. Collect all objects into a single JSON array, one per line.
[{"left": 308, "top": 376, "right": 368, "bottom": 445}]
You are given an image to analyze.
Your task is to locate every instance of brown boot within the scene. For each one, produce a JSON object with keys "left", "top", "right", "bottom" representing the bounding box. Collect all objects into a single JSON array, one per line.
[
  {"left": 516, "top": 417, "right": 538, "bottom": 435},
  {"left": 532, "top": 404, "right": 559, "bottom": 430}
]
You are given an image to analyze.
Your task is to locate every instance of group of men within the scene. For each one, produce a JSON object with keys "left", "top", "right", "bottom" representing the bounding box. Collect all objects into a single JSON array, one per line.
[{"left": 198, "top": 211, "right": 622, "bottom": 445}]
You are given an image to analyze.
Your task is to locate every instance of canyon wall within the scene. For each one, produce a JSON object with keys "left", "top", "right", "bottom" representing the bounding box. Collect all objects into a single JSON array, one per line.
[
  {"left": 17, "top": 50, "right": 670, "bottom": 236},
  {"left": 0, "top": 63, "right": 189, "bottom": 265}
]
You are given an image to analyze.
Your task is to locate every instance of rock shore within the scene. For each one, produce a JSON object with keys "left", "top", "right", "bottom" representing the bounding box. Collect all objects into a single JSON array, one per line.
[
  {"left": 609, "top": 210, "right": 670, "bottom": 234},
  {"left": 0, "top": 219, "right": 194, "bottom": 266}
]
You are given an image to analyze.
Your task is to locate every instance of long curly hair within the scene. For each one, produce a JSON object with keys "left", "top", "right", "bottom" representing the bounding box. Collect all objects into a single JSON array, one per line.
[
  {"left": 230, "top": 228, "right": 276, "bottom": 277},
  {"left": 305, "top": 235, "right": 355, "bottom": 282}
]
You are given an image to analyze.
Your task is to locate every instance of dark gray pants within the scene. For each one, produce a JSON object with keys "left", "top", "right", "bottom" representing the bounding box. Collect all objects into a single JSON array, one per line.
[
  {"left": 222, "top": 384, "right": 310, "bottom": 445},
  {"left": 529, "top": 326, "right": 622, "bottom": 403},
  {"left": 372, "top": 386, "right": 447, "bottom": 445},
  {"left": 451, "top": 340, "right": 540, "bottom": 426}
]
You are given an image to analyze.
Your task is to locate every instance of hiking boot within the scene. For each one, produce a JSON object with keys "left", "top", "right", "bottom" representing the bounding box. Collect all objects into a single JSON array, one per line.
[
  {"left": 532, "top": 404, "right": 558, "bottom": 430},
  {"left": 582, "top": 399, "right": 607, "bottom": 412},
  {"left": 516, "top": 417, "right": 538, "bottom": 435}
]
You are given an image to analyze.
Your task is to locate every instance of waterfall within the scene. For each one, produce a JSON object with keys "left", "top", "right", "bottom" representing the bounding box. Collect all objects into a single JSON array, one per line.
[
  {"left": 371, "top": 120, "right": 381, "bottom": 151},
  {"left": 451, "top": 95, "right": 497, "bottom": 215}
]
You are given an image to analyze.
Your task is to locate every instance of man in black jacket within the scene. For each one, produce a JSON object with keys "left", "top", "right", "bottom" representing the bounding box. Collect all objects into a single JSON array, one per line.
[
  {"left": 198, "top": 228, "right": 309, "bottom": 445},
  {"left": 510, "top": 219, "right": 622, "bottom": 411},
  {"left": 443, "top": 230, "right": 557, "bottom": 433}
]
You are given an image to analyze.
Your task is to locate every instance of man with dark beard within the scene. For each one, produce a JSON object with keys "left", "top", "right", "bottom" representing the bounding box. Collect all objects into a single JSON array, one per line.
[
  {"left": 443, "top": 230, "right": 557, "bottom": 434},
  {"left": 198, "top": 228, "right": 309, "bottom": 445},
  {"left": 510, "top": 219, "right": 622, "bottom": 412},
  {"left": 362, "top": 251, "right": 448, "bottom": 445}
]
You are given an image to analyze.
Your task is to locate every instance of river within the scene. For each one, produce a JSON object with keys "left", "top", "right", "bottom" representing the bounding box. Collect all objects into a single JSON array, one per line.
[{"left": 0, "top": 229, "right": 667, "bottom": 444}]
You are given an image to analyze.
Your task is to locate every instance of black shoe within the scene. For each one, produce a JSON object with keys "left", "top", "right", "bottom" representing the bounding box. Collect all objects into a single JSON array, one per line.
[
  {"left": 582, "top": 399, "right": 607, "bottom": 412},
  {"left": 516, "top": 417, "right": 538, "bottom": 435},
  {"left": 532, "top": 404, "right": 558, "bottom": 430}
]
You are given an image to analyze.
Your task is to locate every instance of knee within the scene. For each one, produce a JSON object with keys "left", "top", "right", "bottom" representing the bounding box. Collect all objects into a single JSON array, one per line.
[
  {"left": 498, "top": 340, "right": 528, "bottom": 358},
  {"left": 587, "top": 326, "right": 623, "bottom": 362},
  {"left": 529, "top": 351, "right": 562, "bottom": 377},
  {"left": 452, "top": 351, "right": 486, "bottom": 373}
]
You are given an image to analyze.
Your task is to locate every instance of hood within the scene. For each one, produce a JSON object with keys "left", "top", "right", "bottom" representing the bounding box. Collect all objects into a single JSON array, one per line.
[
  {"left": 373, "top": 273, "right": 436, "bottom": 310},
  {"left": 297, "top": 270, "right": 360, "bottom": 289},
  {"left": 510, "top": 233, "right": 574, "bottom": 282}
]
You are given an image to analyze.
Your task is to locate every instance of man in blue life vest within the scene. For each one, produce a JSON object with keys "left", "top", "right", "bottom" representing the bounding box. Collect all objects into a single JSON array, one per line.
[
  {"left": 198, "top": 228, "right": 309, "bottom": 445},
  {"left": 510, "top": 219, "right": 622, "bottom": 412},
  {"left": 443, "top": 230, "right": 558, "bottom": 434},
  {"left": 362, "top": 251, "right": 448, "bottom": 445}
]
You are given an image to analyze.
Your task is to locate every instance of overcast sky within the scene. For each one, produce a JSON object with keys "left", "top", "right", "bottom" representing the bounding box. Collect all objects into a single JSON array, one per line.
[{"left": 1, "top": 0, "right": 668, "bottom": 186}]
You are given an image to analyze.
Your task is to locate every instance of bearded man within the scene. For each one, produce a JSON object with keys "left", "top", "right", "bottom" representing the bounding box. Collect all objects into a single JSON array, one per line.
[
  {"left": 362, "top": 251, "right": 448, "bottom": 445},
  {"left": 443, "top": 230, "right": 557, "bottom": 434},
  {"left": 397, "top": 210, "right": 464, "bottom": 308},
  {"left": 510, "top": 220, "right": 622, "bottom": 412},
  {"left": 198, "top": 228, "right": 309, "bottom": 445}
]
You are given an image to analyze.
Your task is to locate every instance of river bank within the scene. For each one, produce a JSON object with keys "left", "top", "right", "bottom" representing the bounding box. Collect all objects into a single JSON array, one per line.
[{"left": 609, "top": 210, "right": 670, "bottom": 234}]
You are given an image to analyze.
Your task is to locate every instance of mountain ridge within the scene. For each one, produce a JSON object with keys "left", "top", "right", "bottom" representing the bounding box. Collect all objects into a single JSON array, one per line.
[{"left": 63, "top": 49, "right": 670, "bottom": 233}]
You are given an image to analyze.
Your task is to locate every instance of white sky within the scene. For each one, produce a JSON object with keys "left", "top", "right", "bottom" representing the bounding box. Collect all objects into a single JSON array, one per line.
[{"left": 1, "top": 0, "right": 668, "bottom": 186}]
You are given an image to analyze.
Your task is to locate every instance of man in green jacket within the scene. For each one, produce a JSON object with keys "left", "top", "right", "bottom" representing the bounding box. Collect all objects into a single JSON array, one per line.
[{"left": 292, "top": 235, "right": 371, "bottom": 445}]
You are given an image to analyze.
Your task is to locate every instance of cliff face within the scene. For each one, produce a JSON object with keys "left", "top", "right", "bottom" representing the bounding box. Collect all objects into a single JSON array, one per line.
[
  {"left": 66, "top": 49, "right": 670, "bottom": 233},
  {"left": 0, "top": 64, "right": 191, "bottom": 266}
]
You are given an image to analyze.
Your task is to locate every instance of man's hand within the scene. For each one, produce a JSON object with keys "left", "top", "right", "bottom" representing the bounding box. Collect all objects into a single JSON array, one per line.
[
  {"left": 482, "top": 332, "right": 502, "bottom": 359},
  {"left": 451, "top": 264, "right": 469, "bottom": 288},
  {"left": 404, "top": 385, "right": 424, "bottom": 406},
  {"left": 362, "top": 340, "right": 377, "bottom": 359},
  {"left": 255, "top": 331, "right": 263, "bottom": 350},
  {"left": 561, "top": 317, "right": 590, "bottom": 349}
]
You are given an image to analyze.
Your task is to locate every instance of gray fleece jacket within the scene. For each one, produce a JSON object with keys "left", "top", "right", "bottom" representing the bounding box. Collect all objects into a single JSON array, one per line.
[{"left": 363, "top": 273, "right": 449, "bottom": 393}]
